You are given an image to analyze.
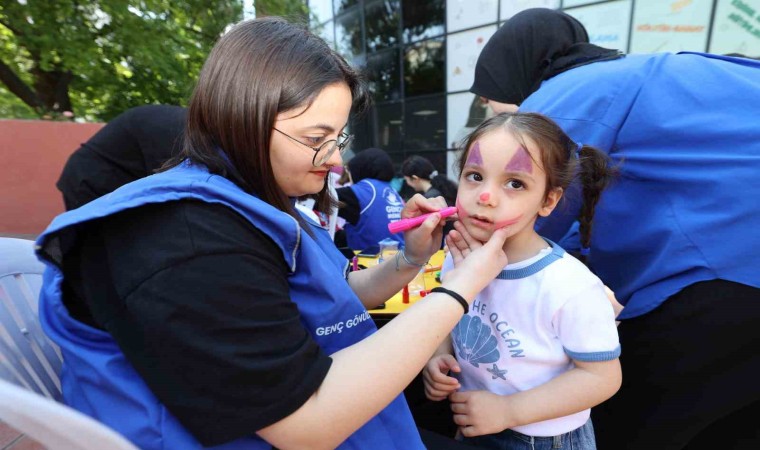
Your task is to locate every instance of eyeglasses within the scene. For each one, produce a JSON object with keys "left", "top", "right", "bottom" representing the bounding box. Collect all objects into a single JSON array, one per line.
[{"left": 273, "top": 128, "right": 354, "bottom": 167}]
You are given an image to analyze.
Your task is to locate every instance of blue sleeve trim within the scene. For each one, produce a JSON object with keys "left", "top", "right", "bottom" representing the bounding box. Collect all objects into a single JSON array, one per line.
[
  {"left": 564, "top": 345, "right": 621, "bottom": 362},
  {"left": 496, "top": 239, "right": 565, "bottom": 280}
]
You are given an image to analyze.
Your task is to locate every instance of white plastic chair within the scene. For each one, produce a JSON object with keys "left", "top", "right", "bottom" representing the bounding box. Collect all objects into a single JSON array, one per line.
[
  {"left": 0, "top": 237, "right": 139, "bottom": 450},
  {"left": 0, "top": 378, "right": 139, "bottom": 450},
  {"left": 0, "top": 237, "right": 62, "bottom": 400}
]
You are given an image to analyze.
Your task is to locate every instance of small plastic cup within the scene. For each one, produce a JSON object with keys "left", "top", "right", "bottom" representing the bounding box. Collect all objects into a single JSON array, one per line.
[{"left": 378, "top": 238, "right": 399, "bottom": 263}]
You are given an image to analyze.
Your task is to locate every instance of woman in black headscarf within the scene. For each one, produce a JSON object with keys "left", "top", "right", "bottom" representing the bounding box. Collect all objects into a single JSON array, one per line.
[
  {"left": 467, "top": 7, "right": 760, "bottom": 450},
  {"left": 471, "top": 8, "right": 620, "bottom": 111},
  {"left": 335, "top": 148, "right": 406, "bottom": 251}
]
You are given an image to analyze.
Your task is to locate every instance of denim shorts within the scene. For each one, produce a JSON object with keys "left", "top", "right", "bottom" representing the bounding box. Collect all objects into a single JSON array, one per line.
[{"left": 462, "top": 419, "right": 596, "bottom": 450}]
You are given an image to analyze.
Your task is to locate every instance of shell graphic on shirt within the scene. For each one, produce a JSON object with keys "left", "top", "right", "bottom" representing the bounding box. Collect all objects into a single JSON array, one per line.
[{"left": 452, "top": 315, "right": 500, "bottom": 367}]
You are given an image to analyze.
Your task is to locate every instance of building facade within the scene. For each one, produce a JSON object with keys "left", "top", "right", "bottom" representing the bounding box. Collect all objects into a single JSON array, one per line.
[{"left": 309, "top": 0, "right": 759, "bottom": 177}]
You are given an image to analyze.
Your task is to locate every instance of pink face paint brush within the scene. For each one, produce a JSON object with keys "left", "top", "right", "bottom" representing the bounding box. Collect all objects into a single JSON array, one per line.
[{"left": 388, "top": 206, "right": 458, "bottom": 234}]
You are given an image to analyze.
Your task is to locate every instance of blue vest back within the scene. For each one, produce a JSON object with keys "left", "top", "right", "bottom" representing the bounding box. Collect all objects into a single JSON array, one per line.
[
  {"left": 344, "top": 179, "right": 404, "bottom": 250},
  {"left": 35, "top": 163, "right": 423, "bottom": 449},
  {"left": 525, "top": 52, "right": 760, "bottom": 318}
]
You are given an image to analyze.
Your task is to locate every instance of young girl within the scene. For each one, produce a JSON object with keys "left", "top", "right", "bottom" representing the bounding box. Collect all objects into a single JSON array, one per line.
[
  {"left": 401, "top": 155, "right": 458, "bottom": 208},
  {"left": 402, "top": 155, "right": 459, "bottom": 242},
  {"left": 424, "top": 112, "right": 621, "bottom": 449}
]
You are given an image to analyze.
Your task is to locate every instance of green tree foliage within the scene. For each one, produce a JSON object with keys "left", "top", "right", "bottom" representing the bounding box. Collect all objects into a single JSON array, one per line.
[
  {"left": 0, "top": 1, "right": 241, "bottom": 121},
  {"left": 256, "top": 0, "right": 308, "bottom": 23}
]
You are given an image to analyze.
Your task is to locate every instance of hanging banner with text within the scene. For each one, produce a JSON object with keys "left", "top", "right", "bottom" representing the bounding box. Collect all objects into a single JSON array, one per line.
[
  {"left": 709, "top": 0, "right": 760, "bottom": 56},
  {"left": 630, "top": 0, "right": 713, "bottom": 53},
  {"left": 566, "top": 0, "right": 632, "bottom": 53}
]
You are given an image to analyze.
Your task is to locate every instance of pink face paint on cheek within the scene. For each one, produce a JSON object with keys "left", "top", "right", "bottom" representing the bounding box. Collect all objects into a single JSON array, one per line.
[
  {"left": 455, "top": 199, "right": 468, "bottom": 218},
  {"left": 505, "top": 145, "right": 533, "bottom": 174},
  {"left": 479, "top": 192, "right": 490, "bottom": 202},
  {"left": 493, "top": 214, "right": 523, "bottom": 229},
  {"left": 466, "top": 142, "right": 483, "bottom": 166}
]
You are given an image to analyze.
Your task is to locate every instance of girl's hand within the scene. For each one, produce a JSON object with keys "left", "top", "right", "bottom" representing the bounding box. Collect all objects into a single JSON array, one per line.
[
  {"left": 449, "top": 390, "right": 512, "bottom": 437},
  {"left": 400, "top": 194, "right": 448, "bottom": 264},
  {"left": 422, "top": 354, "right": 461, "bottom": 401},
  {"left": 442, "top": 221, "right": 509, "bottom": 300},
  {"left": 445, "top": 220, "right": 482, "bottom": 265},
  {"left": 604, "top": 285, "right": 624, "bottom": 319}
]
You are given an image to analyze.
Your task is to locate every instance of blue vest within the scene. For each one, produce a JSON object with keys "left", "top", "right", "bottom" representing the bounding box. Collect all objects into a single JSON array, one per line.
[
  {"left": 35, "top": 163, "right": 424, "bottom": 450},
  {"left": 344, "top": 179, "right": 404, "bottom": 250},
  {"left": 526, "top": 52, "right": 760, "bottom": 319}
]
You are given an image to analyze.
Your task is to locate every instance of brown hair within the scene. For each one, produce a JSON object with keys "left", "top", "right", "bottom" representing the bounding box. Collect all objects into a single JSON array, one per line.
[
  {"left": 167, "top": 17, "right": 369, "bottom": 229},
  {"left": 457, "top": 112, "right": 615, "bottom": 250}
]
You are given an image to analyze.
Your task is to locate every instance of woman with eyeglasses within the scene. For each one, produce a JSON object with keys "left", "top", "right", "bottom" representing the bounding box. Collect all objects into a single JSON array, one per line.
[{"left": 34, "top": 17, "right": 508, "bottom": 450}]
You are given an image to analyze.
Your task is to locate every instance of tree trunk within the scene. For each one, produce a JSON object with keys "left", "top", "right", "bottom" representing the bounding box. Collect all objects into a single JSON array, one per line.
[
  {"left": 32, "top": 67, "right": 73, "bottom": 114},
  {"left": 0, "top": 59, "right": 44, "bottom": 111}
]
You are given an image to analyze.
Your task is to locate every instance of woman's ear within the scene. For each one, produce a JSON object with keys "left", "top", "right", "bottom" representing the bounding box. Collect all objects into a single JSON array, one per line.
[{"left": 539, "top": 187, "right": 563, "bottom": 217}]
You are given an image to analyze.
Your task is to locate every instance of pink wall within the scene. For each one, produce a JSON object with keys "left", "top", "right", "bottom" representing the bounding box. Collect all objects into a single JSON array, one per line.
[{"left": 1, "top": 120, "right": 104, "bottom": 236}]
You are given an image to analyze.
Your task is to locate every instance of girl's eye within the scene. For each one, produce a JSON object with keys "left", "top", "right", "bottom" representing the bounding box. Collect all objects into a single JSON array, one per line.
[
  {"left": 305, "top": 136, "right": 324, "bottom": 145},
  {"left": 464, "top": 172, "right": 483, "bottom": 182},
  {"left": 506, "top": 180, "right": 525, "bottom": 190}
]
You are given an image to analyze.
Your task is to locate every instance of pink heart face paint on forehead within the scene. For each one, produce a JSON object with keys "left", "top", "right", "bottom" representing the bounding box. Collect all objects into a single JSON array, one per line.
[
  {"left": 505, "top": 145, "right": 533, "bottom": 174},
  {"left": 466, "top": 141, "right": 483, "bottom": 166}
]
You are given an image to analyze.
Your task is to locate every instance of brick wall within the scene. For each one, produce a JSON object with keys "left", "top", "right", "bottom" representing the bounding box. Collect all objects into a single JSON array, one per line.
[{"left": 0, "top": 120, "right": 103, "bottom": 237}]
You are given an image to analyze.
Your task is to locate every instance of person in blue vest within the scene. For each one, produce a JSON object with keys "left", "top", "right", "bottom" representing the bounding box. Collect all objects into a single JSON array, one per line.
[
  {"left": 335, "top": 147, "right": 405, "bottom": 251},
  {"left": 34, "top": 17, "right": 510, "bottom": 450},
  {"left": 470, "top": 8, "right": 760, "bottom": 450}
]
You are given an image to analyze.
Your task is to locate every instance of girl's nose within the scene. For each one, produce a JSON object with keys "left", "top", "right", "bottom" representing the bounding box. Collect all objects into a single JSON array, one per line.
[{"left": 478, "top": 191, "right": 495, "bottom": 206}]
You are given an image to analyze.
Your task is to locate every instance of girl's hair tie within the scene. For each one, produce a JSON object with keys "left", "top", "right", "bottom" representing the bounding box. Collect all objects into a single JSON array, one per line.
[{"left": 574, "top": 142, "right": 583, "bottom": 159}]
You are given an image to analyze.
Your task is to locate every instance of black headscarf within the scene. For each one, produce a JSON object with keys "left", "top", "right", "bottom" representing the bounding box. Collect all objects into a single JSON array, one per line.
[
  {"left": 347, "top": 147, "right": 395, "bottom": 183},
  {"left": 470, "top": 8, "right": 622, "bottom": 105}
]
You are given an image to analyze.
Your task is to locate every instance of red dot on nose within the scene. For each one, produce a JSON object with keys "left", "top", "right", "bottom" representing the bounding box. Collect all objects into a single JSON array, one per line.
[{"left": 479, "top": 193, "right": 490, "bottom": 201}]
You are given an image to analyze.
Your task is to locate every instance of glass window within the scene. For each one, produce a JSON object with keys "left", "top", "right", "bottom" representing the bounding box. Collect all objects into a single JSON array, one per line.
[
  {"left": 350, "top": 112, "right": 373, "bottom": 153},
  {"left": 374, "top": 102, "right": 404, "bottom": 150},
  {"left": 335, "top": 8, "right": 364, "bottom": 59},
  {"left": 313, "top": 20, "right": 336, "bottom": 49},
  {"left": 404, "top": 95, "right": 446, "bottom": 151},
  {"left": 335, "top": 0, "right": 360, "bottom": 14},
  {"left": 386, "top": 150, "right": 407, "bottom": 167},
  {"left": 407, "top": 151, "right": 450, "bottom": 177},
  {"left": 404, "top": 37, "right": 445, "bottom": 97},
  {"left": 308, "top": 0, "right": 334, "bottom": 24},
  {"left": 364, "top": 0, "right": 400, "bottom": 51},
  {"left": 402, "top": 0, "right": 445, "bottom": 43},
  {"left": 366, "top": 48, "right": 401, "bottom": 102}
]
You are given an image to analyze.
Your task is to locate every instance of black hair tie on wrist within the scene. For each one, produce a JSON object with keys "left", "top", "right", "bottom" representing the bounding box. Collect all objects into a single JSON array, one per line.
[{"left": 430, "top": 287, "right": 469, "bottom": 314}]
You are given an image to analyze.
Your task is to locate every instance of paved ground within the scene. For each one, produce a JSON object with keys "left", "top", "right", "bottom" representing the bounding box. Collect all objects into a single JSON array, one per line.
[{"left": 0, "top": 421, "right": 44, "bottom": 450}]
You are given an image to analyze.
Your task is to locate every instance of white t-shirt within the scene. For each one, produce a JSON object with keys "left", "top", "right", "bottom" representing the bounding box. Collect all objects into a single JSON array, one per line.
[{"left": 442, "top": 240, "right": 620, "bottom": 437}]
